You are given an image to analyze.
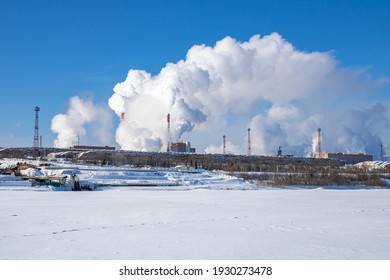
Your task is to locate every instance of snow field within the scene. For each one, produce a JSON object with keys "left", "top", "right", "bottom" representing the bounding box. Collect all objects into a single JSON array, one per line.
[{"left": 1, "top": 188, "right": 389, "bottom": 259}]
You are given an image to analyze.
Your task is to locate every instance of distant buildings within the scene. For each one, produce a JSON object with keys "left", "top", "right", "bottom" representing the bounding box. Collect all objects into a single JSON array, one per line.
[
  {"left": 170, "top": 142, "right": 196, "bottom": 153},
  {"left": 314, "top": 153, "right": 373, "bottom": 164}
]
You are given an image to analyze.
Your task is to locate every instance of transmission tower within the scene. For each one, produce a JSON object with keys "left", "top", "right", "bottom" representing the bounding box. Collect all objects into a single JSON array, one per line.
[{"left": 33, "top": 106, "right": 40, "bottom": 148}]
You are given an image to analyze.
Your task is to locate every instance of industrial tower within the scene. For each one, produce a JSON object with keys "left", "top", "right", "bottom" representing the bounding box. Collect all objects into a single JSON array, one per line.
[
  {"left": 247, "top": 128, "right": 251, "bottom": 156},
  {"left": 167, "top": 113, "right": 171, "bottom": 152},
  {"left": 380, "top": 142, "right": 384, "bottom": 161},
  {"left": 33, "top": 106, "right": 40, "bottom": 148},
  {"left": 223, "top": 135, "right": 226, "bottom": 155},
  {"left": 317, "top": 128, "right": 322, "bottom": 154}
]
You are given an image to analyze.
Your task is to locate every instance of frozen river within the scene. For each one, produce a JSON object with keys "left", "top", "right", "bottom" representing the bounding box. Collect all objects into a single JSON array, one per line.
[{"left": 1, "top": 187, "right": 389, "bottom": 259}]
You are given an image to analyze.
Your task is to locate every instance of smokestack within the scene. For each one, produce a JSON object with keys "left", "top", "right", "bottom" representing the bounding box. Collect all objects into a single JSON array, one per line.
[
  {"left": 317, "top": 128, "right": 322, "bottom": 154},
  {"left": 223, "top": 135, "right": 226, "bottom": 155},
  {"left": 167, "top": 113, "right": 171, "bottom": 152},
  {"left": 247, "top": 128, "right": 251, "bottom": 156},
  {"left": 380, "top": 142, "right": 383, "bottom": 161}
]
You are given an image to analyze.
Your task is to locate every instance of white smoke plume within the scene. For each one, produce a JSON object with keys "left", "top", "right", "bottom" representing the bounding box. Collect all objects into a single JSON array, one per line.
[
  {"left": 51, "top": 96, "right": 112, "bottom": 148},
  {"left": 204, "top": 140, "right": 242, "bottom": 155},
  {"left": 108, "top": 32, "right": 387, "bottom": 157}
]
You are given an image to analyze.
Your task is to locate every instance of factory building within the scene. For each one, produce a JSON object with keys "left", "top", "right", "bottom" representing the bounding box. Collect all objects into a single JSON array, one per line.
[
  {"left": 314, "top": 153, "right": 373, "bottom": 164},
  {"left": 170, "top": 142, "right": 196, "bottom": 153}
]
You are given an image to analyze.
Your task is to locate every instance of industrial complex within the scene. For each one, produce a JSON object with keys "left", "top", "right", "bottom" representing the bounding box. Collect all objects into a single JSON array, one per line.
[
  {"left": 313, "top": 153, "right": 373, "bottom": 164},
  {"left": 170, "top": 142, "right": 196, "bottom": 153},
  {"left": 18, "top": 106, "right": 386, "bottom": 164},
  {"left": 313, "top": 127, "right": 375, "bottom": 164},
  {"left": 0, "top": 109, "right": 388, "bottom": 190}
]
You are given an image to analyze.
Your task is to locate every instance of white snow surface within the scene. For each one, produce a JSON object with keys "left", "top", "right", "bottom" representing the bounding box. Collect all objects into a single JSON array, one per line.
[{"left": 0, "top": 160, "right": 390, "bottom": 260}]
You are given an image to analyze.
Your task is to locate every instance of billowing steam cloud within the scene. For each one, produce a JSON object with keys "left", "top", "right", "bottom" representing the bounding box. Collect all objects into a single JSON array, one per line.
[
  {"left": 51, "top": 96, "right": 112, "bottom": 148},
  {"left": 108, "top": 32, "right": 387, "bottom": 157}
]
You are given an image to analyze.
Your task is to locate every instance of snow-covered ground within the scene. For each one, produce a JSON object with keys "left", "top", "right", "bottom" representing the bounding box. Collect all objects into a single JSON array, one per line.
[{"left": 0, "top": 160, "right": 389, "bottom": 260}]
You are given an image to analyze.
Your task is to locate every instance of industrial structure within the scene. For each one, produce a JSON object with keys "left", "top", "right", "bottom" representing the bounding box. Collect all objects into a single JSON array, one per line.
[
  {"left": 313, "top": 128, "right": 373, "bottom": 164},
  {"left": 167, "top": 113, "right": 171, "bottom": 152},
  {"left": 223, "top": 135, "right": 226, "bottom": 155},
  {"left": 380, "top": 142, "right": 384, "bottom": 161},
  {"left": 317, "top": 128, "right": 322, "bottom": 154},
  {"left": 165, "top": 113, "right": 196, "bottom": 153},
  {"left": 33, "top": 106, "right": 40, "bottom": 149},
  {"left": 170, "top": 142, "right": 195, "bottom": 153},
  {"left": 277, "top": 146, "right": 282, "bottom": 157},
  {"left": 314, "top": 153, "right": 373, "bottom": 164},
  {"left": 247, "top": 128, "right": 251, "bottom": 156}
]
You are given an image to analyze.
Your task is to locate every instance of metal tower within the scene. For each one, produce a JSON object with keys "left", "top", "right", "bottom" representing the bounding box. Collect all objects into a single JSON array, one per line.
[
  {"left": 223, "top": 135, "right": 226, "bottom": 155},
  {"left": 317, "top": 128, "right": 322, "bottom": 154},
  {"left": 247, "top": 128, "right": 251, "bottom": 156},
  {"left": 33, "top": 106, "right": 40, "bottom": 148}
]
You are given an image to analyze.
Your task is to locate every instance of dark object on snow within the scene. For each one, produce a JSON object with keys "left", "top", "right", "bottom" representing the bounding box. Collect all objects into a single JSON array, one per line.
[{"left": 72, "top": 174, "right": 81, "bottom": 191}]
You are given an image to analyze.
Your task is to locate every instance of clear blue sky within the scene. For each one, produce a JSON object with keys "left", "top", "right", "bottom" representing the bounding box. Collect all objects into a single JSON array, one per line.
[{"left": 1, "top": 0, "right": 389, "bottom": 149}]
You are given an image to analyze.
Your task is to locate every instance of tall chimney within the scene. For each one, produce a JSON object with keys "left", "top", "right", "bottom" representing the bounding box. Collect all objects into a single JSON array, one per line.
[
  {"left": 247, "top": 128, "right": 251, "bottom": 156},
  {"left": 317, "top": 128, "right": 322, "bottom": 154},
  {"left": 167, "top": 113, "right": 171, "bottom": 152},
  {"left": 223, "top": 135, "right": 226, "bottom": 155}
]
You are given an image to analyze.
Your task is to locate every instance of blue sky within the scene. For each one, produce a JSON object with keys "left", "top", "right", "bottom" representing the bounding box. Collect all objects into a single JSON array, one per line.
[{"left": 1, "top": 0, "right": 389, "bottom": 155}]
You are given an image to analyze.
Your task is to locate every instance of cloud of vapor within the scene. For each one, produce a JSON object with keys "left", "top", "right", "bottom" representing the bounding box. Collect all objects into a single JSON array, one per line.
[
  {"left": 204, "top": 140, "right": 242, "bottom": 155},
  {"left": 51, "top": 96, "right": 112, "bottom": 148},
  {"left": 322, "top": 103, "right": 388, "bottom": 157},
  {"left": 248, "top": 103, "right": 387, "bottom": 158},
  {"left": 108, "top": 32, "right": 387, "bottom": 157}
]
